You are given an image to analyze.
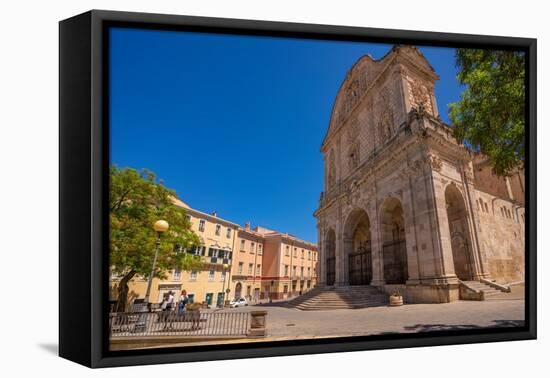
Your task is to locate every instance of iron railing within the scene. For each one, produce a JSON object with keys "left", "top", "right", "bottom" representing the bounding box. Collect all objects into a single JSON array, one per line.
[
  {"left": 349, "top": 248, "right": 373, "bottom": 285},
  {"left": 109, "top": 311, "right": 250, "bottom": 338},
  {"left": 382, "top": 240, "right": 408, "bottom": 284}
]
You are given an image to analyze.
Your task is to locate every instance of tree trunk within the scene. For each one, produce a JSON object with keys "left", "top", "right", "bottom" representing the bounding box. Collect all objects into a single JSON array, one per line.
[{"left": 115, "top": 270, "right": 136, "bottom": 312}]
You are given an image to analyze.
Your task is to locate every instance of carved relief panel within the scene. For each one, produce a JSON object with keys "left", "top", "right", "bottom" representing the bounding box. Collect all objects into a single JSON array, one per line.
[{"left": 406, "top": 76, "right": 434, "bottom": 116}]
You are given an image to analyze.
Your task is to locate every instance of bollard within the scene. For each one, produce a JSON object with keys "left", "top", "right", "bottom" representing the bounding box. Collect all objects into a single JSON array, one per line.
[{"left": 249, "top": 310, "right": 267, "bottom": 337}]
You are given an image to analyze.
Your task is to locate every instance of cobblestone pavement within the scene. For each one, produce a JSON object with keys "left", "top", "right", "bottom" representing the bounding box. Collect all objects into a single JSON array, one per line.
[{"left": 228, "top": 287, "right": 525, "bottom": 339}]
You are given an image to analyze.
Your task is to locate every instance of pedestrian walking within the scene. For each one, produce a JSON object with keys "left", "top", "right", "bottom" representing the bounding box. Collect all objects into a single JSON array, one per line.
[
  {"left": 178, "top": 290, "right": 189, "bottom": 315},
  {"left": 166, "top": 291, "right": 175, "bottom": 311},
  {"left": 160, "top": 292, "right": 168, "bottom": 311}
]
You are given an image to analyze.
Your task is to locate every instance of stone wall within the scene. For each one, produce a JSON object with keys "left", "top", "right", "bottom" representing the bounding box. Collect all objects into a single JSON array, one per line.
[{"left": 475, "top": 189, "right": 525, "bottom": 283}]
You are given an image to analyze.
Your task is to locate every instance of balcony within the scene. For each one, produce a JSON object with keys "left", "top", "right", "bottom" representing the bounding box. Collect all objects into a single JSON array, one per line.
[{"left": 205, "top": 256, "right": 231, "bottom": 265}]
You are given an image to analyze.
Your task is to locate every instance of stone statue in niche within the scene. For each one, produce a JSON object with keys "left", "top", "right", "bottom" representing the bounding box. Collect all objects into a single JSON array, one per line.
[
  {"left": 379, "top": 110, "right": 394, "bottom": 141},
  {"left": 327, "top": 150, "right": 336, "bottom": 189},
  {"left": 377, "top": 86, "right": 394, "bottom": 142},
  {"left": 349, "top": 79, "right": 359, "bottom": 97},
  {"left": 348, "top": 142, "right": 360, "bottom": 171},
  {"left": 347, "top": 119, "right": 360, "bottom": 144}
]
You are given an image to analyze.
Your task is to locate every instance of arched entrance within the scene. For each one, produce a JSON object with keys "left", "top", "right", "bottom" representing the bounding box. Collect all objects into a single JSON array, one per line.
[
  {"left": 325, "top": 229, "right": 336, "bottom": 286},
  {"left": 445, "top": 184, "right": 475, "bottom": 281},
  {"left": 380, "top": 197, "right": 408, "bottom": 284},
  {"left": 343, "top": 208, "right": 372, "bottom": 285},
  {"left": 234, "top": 282, "right": 242, "bottom": 299}
]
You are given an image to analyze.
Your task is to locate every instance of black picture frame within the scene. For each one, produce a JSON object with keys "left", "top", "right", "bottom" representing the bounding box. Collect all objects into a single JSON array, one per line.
[{"left": 59, "top": 9, "right": 537, "bottom": 368}]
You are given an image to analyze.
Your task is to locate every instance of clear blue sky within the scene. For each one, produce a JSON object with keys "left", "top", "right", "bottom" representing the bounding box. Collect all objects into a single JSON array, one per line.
[{"left": 110, "top": 27, "right": 463, "bottom": 243}]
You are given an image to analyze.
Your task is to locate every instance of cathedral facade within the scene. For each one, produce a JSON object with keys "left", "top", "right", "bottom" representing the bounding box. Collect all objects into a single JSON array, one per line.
[{"left": 314, "top": 46, "right": 525, "bottom": 303}]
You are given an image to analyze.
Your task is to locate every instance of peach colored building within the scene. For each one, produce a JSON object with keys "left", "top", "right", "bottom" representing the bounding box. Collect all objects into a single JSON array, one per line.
[
  {"left": 230, "top": 224, "right": 265, "bottom": 301},
  {"left": 254, "top": 226, "right": 318, "bottom": 300}
]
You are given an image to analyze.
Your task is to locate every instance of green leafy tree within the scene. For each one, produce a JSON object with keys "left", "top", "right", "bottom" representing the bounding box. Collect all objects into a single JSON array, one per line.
[
  {"left": 449, "top": 48, "right": 525, "bottom": 176},
  {"left": 110, "top": 166, "right": 203, "bottom": 311}
]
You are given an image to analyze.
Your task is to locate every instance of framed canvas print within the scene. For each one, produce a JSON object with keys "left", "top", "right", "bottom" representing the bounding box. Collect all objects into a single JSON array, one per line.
[{"left": 59, "top": 10, "right": 536, "bottom": 368}]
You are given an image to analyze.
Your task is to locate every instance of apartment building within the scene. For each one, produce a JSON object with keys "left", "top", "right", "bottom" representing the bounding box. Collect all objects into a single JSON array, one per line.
[{"left": 110, "top": 198, "right": 318, "bottom": 308}]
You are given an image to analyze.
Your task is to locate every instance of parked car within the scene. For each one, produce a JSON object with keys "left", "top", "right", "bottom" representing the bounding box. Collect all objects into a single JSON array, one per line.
[{"left": 230, "top": 297, "right": 249, "bottom": 308}]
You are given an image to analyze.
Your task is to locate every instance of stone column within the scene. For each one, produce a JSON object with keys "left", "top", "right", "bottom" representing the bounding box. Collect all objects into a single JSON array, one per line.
[
  {"left": 342, "top": 236, "right": 352, "bottom": 285},
  {"left": 334, "top": 218, "right": 345, "bottom": 286},
  {"left": 429, "top": 170, "right": 458, "bottom": 283},
  {"left": 317, "top": 226, "right": 325, "bottom": 286},
  {"left": 413, "top": 153, "right": 457, "bottom": 284},
  {"left": 461, "top": 163, "right": 490, "bottom": 279},
  {"left": 400, "top": 177, "right": 421, "bottom": 284},
  {"left": 369, "top": 201, "right": 385, "bottom": 286}
]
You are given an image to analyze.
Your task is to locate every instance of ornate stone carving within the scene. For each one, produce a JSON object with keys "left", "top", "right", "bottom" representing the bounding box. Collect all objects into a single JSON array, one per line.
[
  {"left": 463, "top": 165, "right": 474, "bottom": 183},
  {"left": 407, "top": 77, "right": 433, "bottom": 115},
  {"left": 410, "top": 159, "right": 424, "bottom": 175},
  {"left": 427, "top": 153, "right": 443, "bottom": 172},
  {"left": 398, "top": 168, "right": 410, "bottom": 181},
  {"left": 411, "top": 81, "right": 429, "bottom": 106}
]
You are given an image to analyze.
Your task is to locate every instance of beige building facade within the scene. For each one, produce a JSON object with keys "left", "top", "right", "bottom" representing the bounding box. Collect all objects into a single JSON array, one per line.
[
  {"left": 315, "top": 45, "right": 525, "bottom": 304},
  {"left": 110, "top": 201, "right": 240, "bottom": 309}
]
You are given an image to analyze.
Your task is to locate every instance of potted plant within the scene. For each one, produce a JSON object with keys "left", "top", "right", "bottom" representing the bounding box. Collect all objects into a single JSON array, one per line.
[{"left": 389, "top": 290, "right": 404, "bottom": 306}]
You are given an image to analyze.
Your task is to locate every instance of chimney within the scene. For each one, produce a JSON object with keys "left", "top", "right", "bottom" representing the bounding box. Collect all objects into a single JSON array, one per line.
[
  {"left": 245, "top": 222, "right": 251, "bottom": 230},
  {"left": 212, "top": 210, "right": 217, "bottom": 217}
]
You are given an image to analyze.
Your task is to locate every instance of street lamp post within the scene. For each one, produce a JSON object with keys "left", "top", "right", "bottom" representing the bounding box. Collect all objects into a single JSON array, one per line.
[
  {"left": 144, "top": 220, "right": 169, "bottom": 305},
  {"left": 221, "top": 263, "right": 229, "bottom": 307}
]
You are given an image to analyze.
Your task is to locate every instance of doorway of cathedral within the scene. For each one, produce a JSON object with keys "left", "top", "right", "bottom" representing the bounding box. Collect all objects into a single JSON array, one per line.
[
  {"left": 445, "top": 184, "right": 475, "bottom": 281},
  {"left": 381, "top": 198, "right": 408, "bottom": 284},
  {"left": 344, "top": 208, "right": 372, "bottom": 285}
]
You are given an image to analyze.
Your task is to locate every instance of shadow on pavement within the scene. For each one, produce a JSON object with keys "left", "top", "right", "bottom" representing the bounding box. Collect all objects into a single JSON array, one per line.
[
  {"left": 251, "top": 301, "right": 292, "bottom": 308},
  {"left": 403, "top": 319, "right": 525, "bottom": 333}
]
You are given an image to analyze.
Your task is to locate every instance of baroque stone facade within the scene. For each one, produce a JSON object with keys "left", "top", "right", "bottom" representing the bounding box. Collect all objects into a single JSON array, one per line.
[{"left": 314, "top": 45, "right": 525, "bottom": 303}]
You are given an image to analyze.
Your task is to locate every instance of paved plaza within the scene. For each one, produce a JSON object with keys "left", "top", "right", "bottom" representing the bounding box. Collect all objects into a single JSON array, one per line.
[
  {"left": 134, "top": 286, "right": 525, "bottom": 350},
  {"left": 235, "top": 288, "right": 524, "bottom": 340}
]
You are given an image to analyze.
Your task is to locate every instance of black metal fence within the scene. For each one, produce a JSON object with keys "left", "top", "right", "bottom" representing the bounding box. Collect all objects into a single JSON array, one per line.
[{"left": 109, "top": 311, "right": 250, "bottom": 338}]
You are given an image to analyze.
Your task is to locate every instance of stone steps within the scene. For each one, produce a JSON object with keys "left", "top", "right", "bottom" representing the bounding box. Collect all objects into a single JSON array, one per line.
[
  {"left": 461, "top": 280, "right": 507, "bottom": 298},
  {"left": 285, "top": 285, "right": 388, "bottom": 311}
]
